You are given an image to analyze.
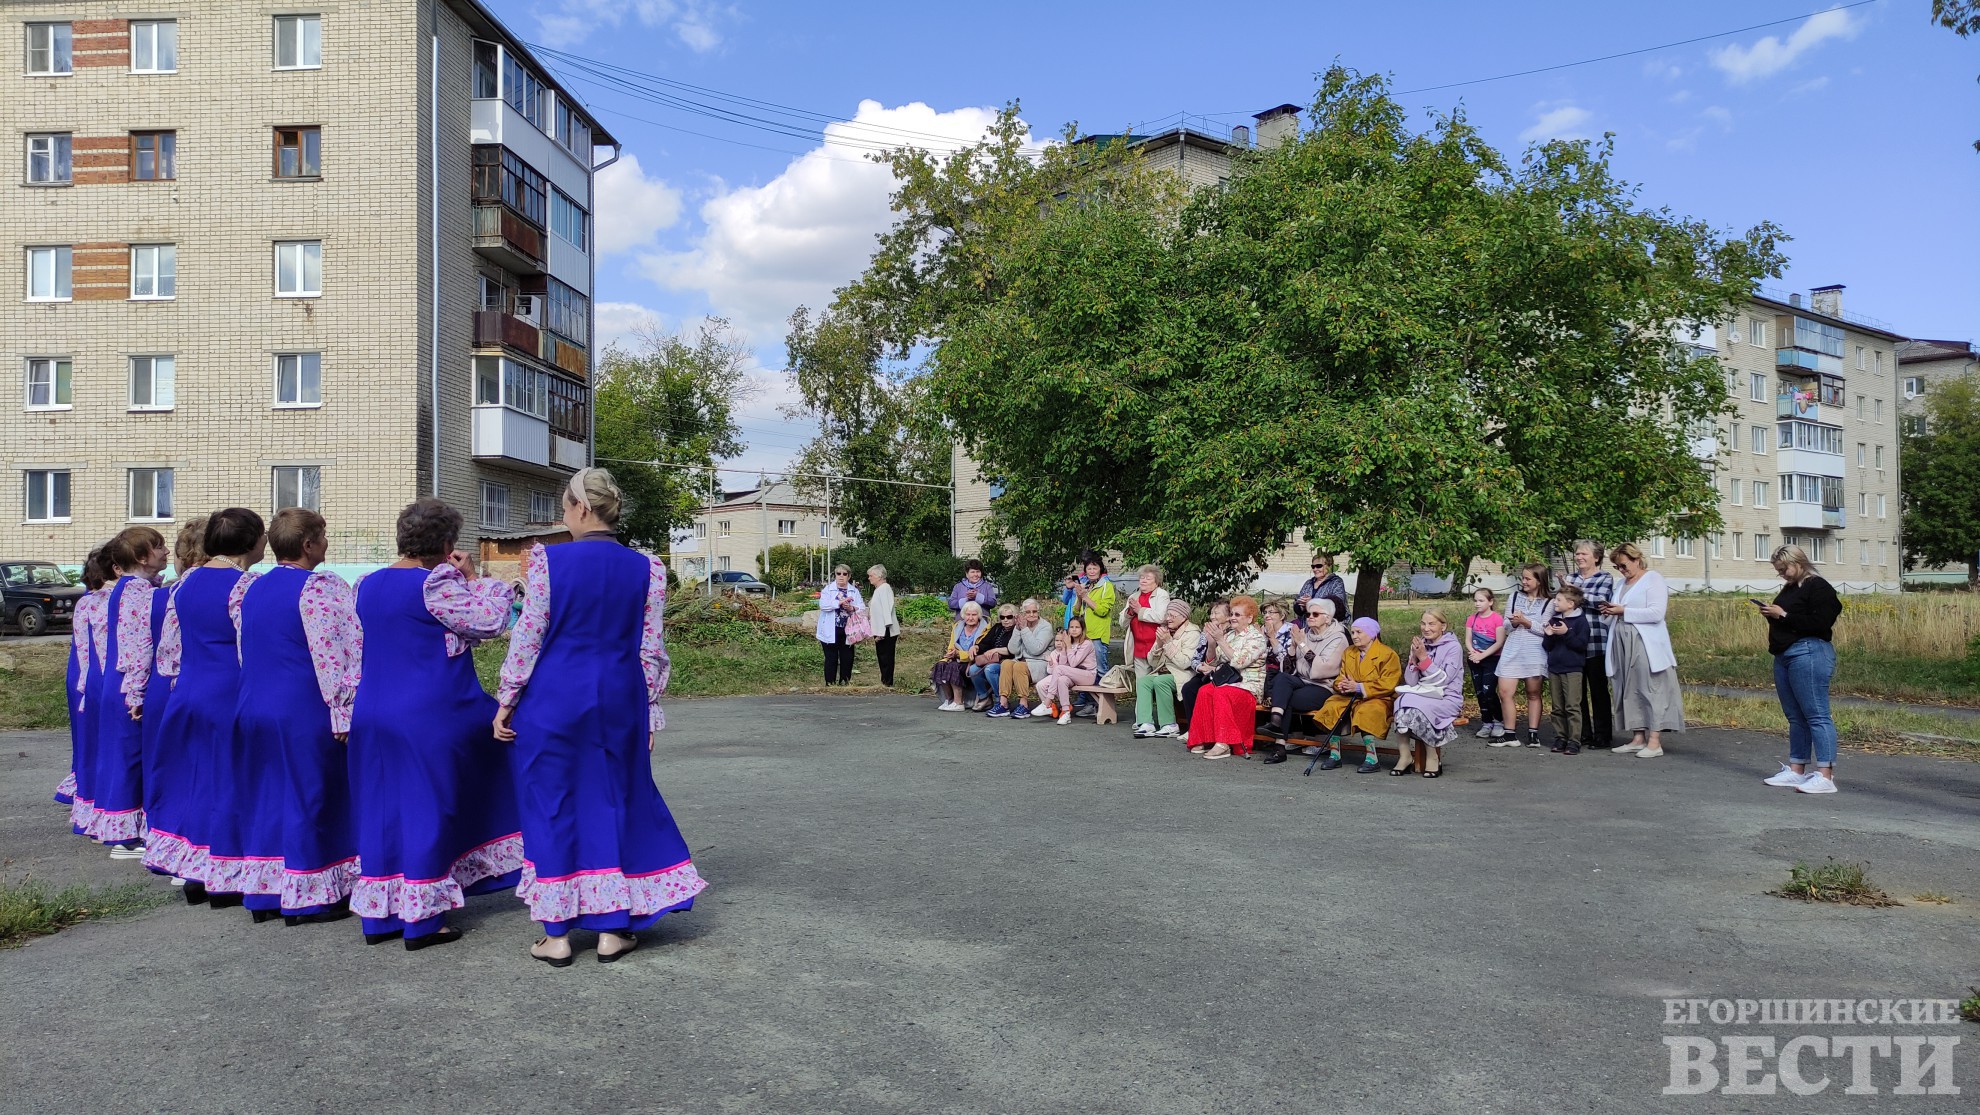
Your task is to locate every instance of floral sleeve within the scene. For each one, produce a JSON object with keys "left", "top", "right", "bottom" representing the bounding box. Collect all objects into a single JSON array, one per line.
[
  {"left": 299, "top": 571, "right": 362, "bottom": 734},
  {"left": 642, "top": 557, "right": 670, "bottom": 732},
  {"left": 117, "top": 580, "right": 159, "bottom": 712},
  {"left": 422, "top": 563, "right": 514, "bottom": 656},
  {"left": 496, "top": 544, "right": 551, "bottom": 710},
  {"left": 157, "top": 583, "right": 185, "bottom": 680},
  {"left": 70, "top": 594, "right": 99, "bottom": 698},
  {"left": 228, "top": 570, "right": 258, "bottom": 664}
]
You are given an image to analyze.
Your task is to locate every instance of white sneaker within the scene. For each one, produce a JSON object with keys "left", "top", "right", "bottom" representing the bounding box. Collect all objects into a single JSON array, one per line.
[
  {"left": 1636, "top": 746, "right": 1665, "bottom": 759},
  {"left": 1763, "top": 763, "right": 1812, "bottom": 788},
  {"left": 1132, "top": 723, "right": 1155, "bottom": 738},
  {"left": 1056, "top": 713, "right": 1072, "bottom": 726},
  {"left": 1796, "top": 772, "right": 1838, "bottom": 794},
  {"left": 1155, "top": 724, "right": 1179, "bottom": 737},
  {"left": 1176, "top": 733, "right": 1189, "bottom": 747},
  {"left": 1474, "top": 722, "right": 1499, "bottom": 739},
  {"left": 170, "top": 876, "right": 186, "bottom": 887},
  {"left": 107, "top": 843, "right": 145, "bottom": 860},
  {"left": 1488, "top": 737, "right": 1519, "bottom": 748},
  {"left": 937, "top": 701, "right": 960, "bottom": 712},
  {"left": 1612, "top": 741, "right": 1644, "bottom": 753}
]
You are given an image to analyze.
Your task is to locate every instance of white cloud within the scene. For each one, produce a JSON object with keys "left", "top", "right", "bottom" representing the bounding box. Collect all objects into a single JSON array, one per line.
[
  {"left": 1789, "top": 76, "right": 1832, "bottom": 96},
  {"left": 641, "top": 99, "right": 1024, "bottom": 343},
  {"left": 1519, "top": 103, "right": 1593, "bottom": 143},
  {"left": 593, "top": 155, "right": 684, "bottom": 256},
  {"left": 1700, "top": 105, "right": 1734, "bottom": 130},
  {"left": 1643, "top": 59, "right": 1684, "bottom": 82},
  {"left": 593, "top": 301, "right": 667, "bottom": 353},
  {"left": 534, "top": 0, "right": 733, "bottom": 52},
  {"left": 1710, "top": 7, "right": 1861, "bottom": 84}
]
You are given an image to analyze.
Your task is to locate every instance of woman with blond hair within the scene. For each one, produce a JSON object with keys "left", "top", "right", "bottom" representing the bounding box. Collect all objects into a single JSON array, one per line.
[
  {"left": 1757, "top": 544, "right": 1844, "bottom": 794},
  {"left": 1598, "top": 542, "right": 1684, "bottom": 758},
  {"left": 495, "top": 467, "right": 706, "bottom": 965},
  {"left": 1185, "top": 595, "right": 1269, "bottom": 759},
  {"left": 1492, "top": 562, "right": 1556, "bottom": 749}
]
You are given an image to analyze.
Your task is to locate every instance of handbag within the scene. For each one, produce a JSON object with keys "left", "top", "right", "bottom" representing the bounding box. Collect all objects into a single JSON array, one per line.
[
  {"left": 846, "top": 608, "right": 872, "bottom": 644},
  {"left": 1098, "top": 664, "right": 1133, "bottom": 690},
  {"left": 1207, "top": 662, "right": 1242, "bottom": 686}
]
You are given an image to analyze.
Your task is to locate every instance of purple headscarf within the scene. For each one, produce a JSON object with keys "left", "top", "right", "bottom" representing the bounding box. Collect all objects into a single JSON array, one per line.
[{"left": 1351, "top": 617, "right": 1381, "bottom": 641}]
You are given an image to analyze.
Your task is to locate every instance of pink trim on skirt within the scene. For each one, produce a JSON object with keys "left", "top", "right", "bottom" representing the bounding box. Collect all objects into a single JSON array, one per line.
[
  {"left": 280, "top": 856, "right": 360, "bottom": 910},
  {"left": 351, "top": 834, "right": 526, "bottom": 925},
  {"left": 516, "top": 858, "right": 707, "bottom": 925}
]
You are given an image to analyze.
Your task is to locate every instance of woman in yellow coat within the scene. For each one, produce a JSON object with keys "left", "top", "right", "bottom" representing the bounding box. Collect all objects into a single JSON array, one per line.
[{"left": 1312, "top": 618, "right": 1402, "bottom": 774}]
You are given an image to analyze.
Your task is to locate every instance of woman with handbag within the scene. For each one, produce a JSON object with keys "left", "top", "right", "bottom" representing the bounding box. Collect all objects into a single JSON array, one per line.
[
  {"left": 815, "top": 564, "right": 864, "bottom": 686},
  {"left": 1185, "top": 596, "right": 1269, "bottom": 759}
]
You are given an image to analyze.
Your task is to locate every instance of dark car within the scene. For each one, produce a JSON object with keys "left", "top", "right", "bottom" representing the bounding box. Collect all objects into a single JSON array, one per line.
[
  {"left": 706, "top": 570, "right": 772, "bottom": 595},
  {"left": 1, "top": 560, "right": 85, "bottom": 636}
]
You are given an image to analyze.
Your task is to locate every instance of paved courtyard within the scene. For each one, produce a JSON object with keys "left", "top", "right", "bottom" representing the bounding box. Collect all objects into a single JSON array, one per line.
[{"left": 3, "top": 695, "right": 1976, "bottom": 1113}]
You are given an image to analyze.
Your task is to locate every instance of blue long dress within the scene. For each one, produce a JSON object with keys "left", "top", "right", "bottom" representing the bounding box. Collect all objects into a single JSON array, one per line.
[
  {"left": 144, "top": 566, "right": 250, "bottom": 886},
  {"left": 67, "top": 597, "right": 105, "bottom": 834},
  {"left": 349, "top": 567, "right": 524, "bottom": 941},
  {"left": 235, "top": 565, "right": 357, "bottom": 916},
  {"left": 508, "top": 539, "right": 705, "bottom": 937},
  {"left": 137, "top": 587, "right": 179, "bottom": 874},
  {"left": 57, "top": 620, "right": 85, "bottom": 806},
  {"left": 87, "top": 576, "right": 154, "bottom": 847}
]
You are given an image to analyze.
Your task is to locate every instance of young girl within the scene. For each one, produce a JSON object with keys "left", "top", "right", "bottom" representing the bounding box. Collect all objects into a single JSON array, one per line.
[
  {"left": 1034, "top": 616, "right": 1097, "bottom": 725},
  {"left": 1492, "top": 563, "right": 1556, "bottom": 749},
  {"left": 1465, "top": 588, "right": 1508, "bottom": 740}
]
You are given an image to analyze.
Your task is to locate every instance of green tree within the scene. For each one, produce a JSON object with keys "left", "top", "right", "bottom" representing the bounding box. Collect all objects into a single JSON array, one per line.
[
  {"left": 1901, "top": 374, "right": 1980, "bottom": 587},
  {"left": 1937, "top": 0, "right": 1980, "bottom": 151},
  {"left": 592, "top": 319, "right": 750, "bottom": 551}
]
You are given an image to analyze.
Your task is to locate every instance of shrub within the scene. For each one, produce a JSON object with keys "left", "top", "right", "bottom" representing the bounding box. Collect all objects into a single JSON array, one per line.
[
  {"left": 897, "top": 594, "right": 953, "bottom": 625},
  {"left": 758, "top": 543, "right": 824, "bottom": 593},
  {"left": 1770, "top": 860, "right": 1900, "bottom": 907},
  {"left": 833, "top": 542, "right": 964, "bottom": 595}
]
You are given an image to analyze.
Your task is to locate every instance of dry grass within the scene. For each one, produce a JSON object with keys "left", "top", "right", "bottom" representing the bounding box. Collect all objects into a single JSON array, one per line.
[
  {"left": 1771, "top": 860, "right": 1902, "bottom": 907},
  {"left": 1668, "top": 594, "right": 1980, "bottom": 658},
  {"left": 1680, "top": 692, "right": 1980, "bottom": 758},
  {"left": 1912, "top": 892, "right": 1955, "bottom": 905}
]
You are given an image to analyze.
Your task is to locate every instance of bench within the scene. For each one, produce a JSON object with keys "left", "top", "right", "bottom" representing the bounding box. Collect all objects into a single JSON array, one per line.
[{"left": 1072, "top": 684, "right": 1134, "bottom": 726}]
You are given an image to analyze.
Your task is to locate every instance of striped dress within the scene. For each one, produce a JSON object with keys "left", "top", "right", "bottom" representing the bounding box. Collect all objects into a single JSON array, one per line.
[{"left": 1495, "top": 590, "right": 1556, "bottom": 680}]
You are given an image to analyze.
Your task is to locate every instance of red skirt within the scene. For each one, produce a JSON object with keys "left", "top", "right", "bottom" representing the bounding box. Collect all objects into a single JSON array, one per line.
[{"left": 1189, "top": 684, "right": 1259, "bottom": 755}]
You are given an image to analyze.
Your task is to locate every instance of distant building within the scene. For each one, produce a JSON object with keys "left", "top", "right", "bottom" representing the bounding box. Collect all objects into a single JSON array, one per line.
[{"left": 681, "top": 480, "right": 842, "bottom": 584}]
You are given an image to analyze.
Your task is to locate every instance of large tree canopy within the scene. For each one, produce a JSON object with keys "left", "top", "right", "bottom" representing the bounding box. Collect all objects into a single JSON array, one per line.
[
  {"left": 1901, "top": 374, "right": 1980, "bottom": 587},
  {"left": 833, "top": 68, "right": 1787, "bottom": 599}
]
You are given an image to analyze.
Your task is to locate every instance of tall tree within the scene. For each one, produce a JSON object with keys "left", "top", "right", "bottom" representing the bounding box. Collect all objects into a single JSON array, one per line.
[
  {"left": 1936, "top": 0, "right": 1980, "bottom": 151},
  {"left": 592, "top": 319, "right": 751, "bottom": 551},
  {"left": 1901, "top": 374, "right": 1980, "bottom": 587}
]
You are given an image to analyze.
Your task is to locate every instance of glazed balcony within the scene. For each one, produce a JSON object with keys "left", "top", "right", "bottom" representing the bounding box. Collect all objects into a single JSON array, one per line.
[{"left": 472, "top": 204, "right": 544, "bottom": 274}]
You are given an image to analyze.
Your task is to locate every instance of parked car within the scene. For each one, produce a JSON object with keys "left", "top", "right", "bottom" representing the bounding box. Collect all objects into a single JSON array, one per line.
[
  {"left": 705, "top": 570, "right": 772, "bottom": 595},
  {"left": 1, "top": 560, "right": 85, "bottom": 636}
]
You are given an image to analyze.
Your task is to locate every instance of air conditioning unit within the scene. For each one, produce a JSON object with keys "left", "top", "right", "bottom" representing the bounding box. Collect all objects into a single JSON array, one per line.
[{"left": 514, "top": 295, "right": 541, "bottom": 325}]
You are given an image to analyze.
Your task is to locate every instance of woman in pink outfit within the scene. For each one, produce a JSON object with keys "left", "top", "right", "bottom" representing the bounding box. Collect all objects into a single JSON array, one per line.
[{"left": 1031, "top": 616, "right": 1098, "bottom": 726}]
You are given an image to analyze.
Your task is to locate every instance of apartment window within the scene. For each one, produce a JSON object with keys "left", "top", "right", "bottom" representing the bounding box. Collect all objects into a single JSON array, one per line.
[
  {"left": 1880, "top": 541, "right": 1889, "bottom": 566},
  {"left": 1874, "top": 445, "right": 1884, "bottom": 470},
  {"left": 694, "top": 522, "right": 707, "bottom": 539},
  {"left": 128, "top": 468, "right": 173, "bottom": 521},
  {"left": 718, "top": 520, "right": 731, "bottom": 538},
  {"left": 273, "top": 127, "right": 321, "bottom": 178},
  {"left": 1874, "top": 351, "right": 1884, "bottom": 375},
  {"left": 1855, "top": 394, "right": 1866, "bottom": 418},
  {"left": 479, "top": 481, "right": 509, "bottom": 528},
  {"left": 25, "top": 469, "right": 72, "bottom": 522},
  {"left": 1648, "top": 537, "right": 1664, "bottom": 558},
  {"left": 1748, "top": 373, "right": 1767, "bottom": 402},
  {"left": 1878, "top": 494, "right": 1887, "bottom": 519},
  {"left": 546, "top": 375, "right": 586, "bottom": 440},
  {"left": 1858, "top": 492, "right": 1867, "bottom": 517},
  {"left": 1750, "top": 426, "right": 1767, "bottom": 455},
  {"left": 528, "top": 490, "right": 557, "bottom": 523},
  {"left": 554, "top": 99, "right": 591, "bottom": 157},
  {"left": 1854, "top": 345, "right": 1865, "bottom": 371},
  {"left": 478, "top": 274, "right": 508, "bottom": 312},
  {"left": 1732, "top": 533, "right": 1743, "bottom": 559},
  {"left": 776, "top": 519, "right": 796, "bottom": 536},
  {"left": 472, "top": 146, "right": 546, "bottom": 227},
  {"left": 26, "top": 247, "right": 72, "bottom": 301},
  {"left": 1856, "top": 443, "right": 1866, "bottom": 467},
  {"left": 471, "top": 41, "right": 499, "bottom": 99},
  {"left": 1873, "top": 399, "right": 1883, "bottom": 423},
  {"left": 131, "top": 132, "right": 176, "bottom": 181},
  {"left": 1749, "top": 319, "right": 1767, "bottom": 347},
  {"left": 130, "top": 20, "right": 178, "bottom": 73},
  {"left": 1754, "top": 533, "right": 1770, "bottom": 559},
  {"left": 26, "top": 22, "right": 72, "bottom": 75},
  {"left": 472, "top": 356, "right": 547, "bottom": 418},
  {"left": 820, "top": 520, "right": 830, "bottom": 538},
  {"left": 1729, "top": 478, "right": 1742, "bottom": 505},
  {"left": 1807, "top": 536, "right": 1825, "bottom": 564},
  {"left": 543, "top": 278, "right": 588, "bottom": 344},
  {"left": 1858, "top": 540, "right": 1870, "bottom": 564},
  {"left": 1675, "top": 536, "right": 1694, "bottom": 558},
  {"left": 273, "top": 15, "right": 322, "bottom": 70},
  {"left": 275, "top": 241, "right": 321, "bottom": 297},
  {"left": 1708, "top": 535, "right": 1721, "bottom": 560},
  {"left": 25, "top": 358, "right": 72, "bottom": 410},
  {"left": 1903, "top": 376, "right": 1924, "bottom": 398},
  {"left": 274, "top": 353, "right": 321, "bottom": 407},
  {"left": 130, "top": 245, "right": 176, "bottom": 299},
  {"left": 1727, "top": 422, "right": 1741, "bottom": 451},
  {"left": 550, "top": 189, "right": 588, "bottom": 250},
  {"left": 1902, "top": 414, "right": 1925, "bottom": 436},
  {"left": 129, "top": 355, "right": 175, "bottom": 410},
  {"left": 26, "top": 134, "right": 71, "bottom": 184},
  {"left": 501, "top": 52, "right": 548, "bottom": 131},
  {"left": 718, "top": 556, "right": 732, "bottom": 571},
  {"left": 1752, "top": 481, "right": 1770, "bottom": 508},
  {"left": 272, "top": 465, "right": 321, "bottom": 512}
]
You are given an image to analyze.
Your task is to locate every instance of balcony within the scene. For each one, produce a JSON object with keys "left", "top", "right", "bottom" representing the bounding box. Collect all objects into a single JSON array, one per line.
[
  {"left": 1777, "top": 348, "right": 1843, "bottom": 377},
  {"left": 551, "top": 432, "right": 587, "bottom": 470},
  {"left": 1777, "top": 447, "right": 1846, "bottom": 479},
  {"left": 474, "top": 309, "right": 540, "bottom": 357},
  {"left": 473, "top": 205, "right": 544, "bottom": 273},
  {"left": 540, "top": 331, "right": 587, "bottom": 380},
  {"left": 1778, "top": 503, "right": 1830, "bottom": 531},
  {"left": 472, "top": 405, "right": 553, "bottom": 471},
  {"left": 1776, "top": 393, "right": 1828, "bottom": 422}
]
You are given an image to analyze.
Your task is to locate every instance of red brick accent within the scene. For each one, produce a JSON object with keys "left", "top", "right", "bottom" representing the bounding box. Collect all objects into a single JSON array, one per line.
[
  {"left": 71, "top": 19, "right": 126, "bottom": 34},
  {"left": 73, "top": 20, "right": 128, "bottom": 69},
  {"left": 71, "top": 136, "right": 129, "bottom": 152},
  {"left": 72, "top": 243, "right": 128, "bottom": 301},
  {"left": 73, "top": 169, "right": 128, "bottom": 186}
]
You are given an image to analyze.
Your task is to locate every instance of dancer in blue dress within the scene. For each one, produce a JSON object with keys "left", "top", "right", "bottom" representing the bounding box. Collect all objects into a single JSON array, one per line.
[
  {"left": 134, "top": 519, "right": 198, "bottom": 880},
  {"left": 235, "top": 508, "right": 360, "bottom": 926},
  {"left": 58, "top": 548, "right": 111, "bottom": 811},
  {"left": 494, "top": 468, "right": 706, "bottom": 966},
  {"left": 88, "top": 526, "right": 169, "bottom": 858},
  {"left": 349, "top": 498, "right": 524, "bottom": 951},
  {"left": 149, "top": 509, "right": 265, "bottom": 905}
]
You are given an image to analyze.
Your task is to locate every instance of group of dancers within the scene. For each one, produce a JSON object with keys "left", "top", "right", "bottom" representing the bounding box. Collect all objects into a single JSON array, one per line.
[{"left": 57, "top": 467, "right": 706, "bottom": 964}]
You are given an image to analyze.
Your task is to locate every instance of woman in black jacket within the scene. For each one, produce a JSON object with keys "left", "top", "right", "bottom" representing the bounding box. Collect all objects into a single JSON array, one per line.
[{"left": 1756, "top": 544, "right": 1844, "bottom": 795}]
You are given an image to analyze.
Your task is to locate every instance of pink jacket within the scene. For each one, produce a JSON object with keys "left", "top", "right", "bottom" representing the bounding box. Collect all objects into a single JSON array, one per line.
[{"left": 1044, "top": 639, "right": 1098, "bottom": 687}]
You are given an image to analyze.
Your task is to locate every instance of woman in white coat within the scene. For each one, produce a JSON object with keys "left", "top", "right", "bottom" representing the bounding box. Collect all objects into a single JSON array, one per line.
[
  {"left": 865, "top": 565, "right": 901, "bottom": 687},
  {"left": 815, "top": 565, "right": 864, "bottom": 686},
  {"left": 1598, "top": 542, "right": 1685, "bottom": 758}
]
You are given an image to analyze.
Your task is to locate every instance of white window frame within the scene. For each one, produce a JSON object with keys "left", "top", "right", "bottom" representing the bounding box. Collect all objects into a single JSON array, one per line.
[
  {"left": 26, "top": 133, "right": 71, "bottom": 185},
  {"left": 694, "top": 522, "right": 707, "bottom": 539},
  {"left": 718, "top": 520, "right": 732, "bottom": 538},
  {"left": 1854, "top": 345, "right": 1865, "bottom": 371},
  {"left": 130, "top": 244, "right": 176, "bottom": 300},
  {"left": 1752, "top": 481, "right": 1770, "bottom": 509},
  {"left": 1748, "top": 373, "right": 1766, "bottom": 402},
  {"left": 1855, "top": 394, "right": 1865, "bottom": 418},
  {"left": 479, "top": 481, "right": 509, "bottom": 528},
  {"left": 1732, "top": 532, "right": 1743, "bottom": 559},
  {"left": 25, "top": 468, "right": 72, "bottom": 523},
  {"left": 1750, "top": 426, "right": 1767, "bottom": 456},
  {"left": 1749, "top": 320, "right": 1768, "bottom": 348},
  {"left": 820, "top": 520, "right": 830, "bottom": 538},
  {"left": 550, "top": 189, "right": 588, "bottom": 250},
  {"left": 1856, "top": 443, "right": 1866, "bottom": 467},
  {"left": 528, "top": 489, "right": 557, "bottom": 523},
  {"left": 273, "top": 14, "right": 322, "bottom": 70},
  {"left": 1729, "top": 478, "right": 1742, "bottom": 506},
  {"left": 130, "top": 20, "right": 178, "bottom": 74},
  {"left": 26, "top": 22, "right": 72, "bottom": 76},
  {"left": 718, "top": 556, "right": 732, "bottom": 571},
  {"left": 273, "top": 352, "right": 322, "bottom": 408},
  {"left": 1674, "top": 536, "right": 1693, "bottom": 558},
  {"left": 1873, "top": 398, "right": 1882, "bottom": 423},
  {"left": 1903, "top": 376, "right": 1923, "bottom": 399},
  {"left": 128, "top": 355, "right": 176, "bottom": 411},
  {"left": 1874, "top": 445, "right": 1884, "bottom": 471},
  {"left": 776, "top": 519, "right": 796, "bottom": 536},
  {"left": 274, "top": 240, "right": 322, "bottom": 298},
  {"left": 1877, "top": 494, "right": 1886, "bottom": 520},
  {"left": 26, "top": 246, "right": 71, "bottom": 301},
  {"left": 1727, "top": 422, "right": 1740, "bottom": 452},
  {"left": 25, "top": 357, "right": 72, "bottom": 410},
  {"left": 1754, "top": 533, "right": 1771, "bottom": 561},
  {"left": 271, "top": 464, "right": 321, "bottom": 512},
  {"left": 1874, "top": 351, "right": 1884, "bottom": 375},
  {"left": 128, "top": 467, "right": 174, "bottom": 522}
]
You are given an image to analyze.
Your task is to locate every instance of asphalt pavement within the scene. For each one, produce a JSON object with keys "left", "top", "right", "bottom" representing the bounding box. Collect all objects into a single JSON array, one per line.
[{"left": 3, "top": 696, "right": 1976, "bottom": 1113}]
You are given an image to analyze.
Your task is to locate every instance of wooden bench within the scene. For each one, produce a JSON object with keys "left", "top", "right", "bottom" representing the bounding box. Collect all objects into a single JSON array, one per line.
[{"left": 1072, "top": 684, "right": 1134, "bottom": 726}]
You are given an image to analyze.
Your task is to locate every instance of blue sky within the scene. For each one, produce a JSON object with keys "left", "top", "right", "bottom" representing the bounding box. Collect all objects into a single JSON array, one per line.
[{"left": 483, "top": 0, "right": 1980, "bottom": 474}]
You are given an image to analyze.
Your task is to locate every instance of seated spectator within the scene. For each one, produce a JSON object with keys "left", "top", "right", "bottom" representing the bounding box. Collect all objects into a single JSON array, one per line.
[
  {"left": 1391, "top": 609, "right": 1464, "bottom": 777},
  {"left": 1261, "top": 602, "right": 1295, "bottom": 676},
  {"left": 1033, "top": 616, "right": 1098, "bottom": 726},
  {"left": 995, "top": 599, "right": 1055, "bottom": 720},
  {"left": 1186, "top": 595, "right": 1269, "bottom": 760},
  {"left": 1312, "top": 618, "right": 1402, "bottom": 773},
  {"left": 969, "top": 605, "right": 1018, "bottom": 713},
  {"left": 930, "top": 601, "right": 987, "bottom": 711},
  {"left": 1133, "top": 599, "right": 1198, "bottom": 739},
  {"left": 1176, "top": 600, "right": 1231, "bottom": 745},
  {"left": 947, "top": 560, "right": 998, "bottom": 618},
  {"left": 1260, "top": 598, "right": 1348, "bottom": 764}
]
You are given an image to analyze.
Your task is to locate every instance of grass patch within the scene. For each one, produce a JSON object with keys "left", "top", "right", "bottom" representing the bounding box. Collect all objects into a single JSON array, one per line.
[
  {"left": 1913, "top": 892, "right": 1955, "bottom": 905},
  {"left": 0, "top": 644, "right": 71, "bottom": 732},
  {"left": 1680, "top": 692, "right": 1980, "bottom": 759},
  {"left": 0, "top": 879, "right": 169, "bottom": 948},
  {"left": 1960, "top": 990, "right": 1980, "bottom": 1024},
  {"left": 1770, "top": 860, "right": 1902, "bottom": 907}
]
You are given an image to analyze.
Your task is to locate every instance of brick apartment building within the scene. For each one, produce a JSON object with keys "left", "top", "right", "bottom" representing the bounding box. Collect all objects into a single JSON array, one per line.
[{"left": 4, "top": 2, "right": 612, "bottom": 564}]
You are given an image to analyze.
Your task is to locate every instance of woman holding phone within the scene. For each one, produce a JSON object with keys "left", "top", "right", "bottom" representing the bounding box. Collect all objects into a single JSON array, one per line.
[
  {"left": 1597, "top": 543, "right": 1684, "bottom": 758},
  {"left": 1757, "top": 545, "right": 1844, "bottom": 794}
]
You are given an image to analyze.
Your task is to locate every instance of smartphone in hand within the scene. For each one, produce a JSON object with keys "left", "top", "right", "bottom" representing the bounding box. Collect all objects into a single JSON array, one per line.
[{"left": 1748, "top": 598, "right": 1767, "bottom": 607}]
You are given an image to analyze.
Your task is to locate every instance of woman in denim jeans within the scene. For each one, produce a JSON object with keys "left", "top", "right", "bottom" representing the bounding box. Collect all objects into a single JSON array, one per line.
[{"left": 1757, "top": 545, "right": 1845, "bottom": 795}]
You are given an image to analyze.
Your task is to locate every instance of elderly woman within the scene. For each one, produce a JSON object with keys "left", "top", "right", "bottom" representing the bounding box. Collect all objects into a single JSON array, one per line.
[
  {"left": 967, "top": 603, "right": 1017, "bottom": 711},
  {"left": 995, "top": 599, "right": 1054, "bottom": 720},
  {"left": 947, "top": 559, "right": 998, "bottom": 618},
  {"left": 865, "top": 565, "right": 900, "bottom": 687},
  {"left": 349, "top": 499, "right": 523, "bottom": 950},
  {"left": 931, "top": 600, "right": 987, "bottom": 711},
  {"left": 815, "top": 564, "right": 864, "bottom": 686},
  {"left": 1312, "top": 618, "right": 1402, "bottom": 774},
  {"left": 1186, "top": 595, "right": 1269, "bottom": 760},
  {"left": 1118, "top": 565, "right": 1172, "bottom": 681},
  {"left": 1758, "top": 544, "right": 1844, "bottom": 794},
  {"left": 1133, "top": 599, "right": 1198, "bottom": 738},
  {"left": 1391, "top": 609, "right": 1464, "bottom": 778},
  {"left": 1033, "top": 616, "right": 1098, "bottom": 725},
  {"left": 1294, "top": 554, "right": 1350, "bottom": 629},
  {"left": 1261, "top": 597, "right": 1349, "bottom": 764},
  {"left": 1598, "top": 542, "right": 1684, "bottom": 759},
  {"left": 494, "top": 468, "right": 706, "bottom": 966}
]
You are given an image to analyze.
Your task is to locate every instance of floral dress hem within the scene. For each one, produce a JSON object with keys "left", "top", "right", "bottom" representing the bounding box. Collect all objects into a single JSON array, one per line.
[
  {"left": 516, "top": 858, "right": 707, "bottom": 926},
  {"left": 352, "top": 834, "right": 527, "bottom": 924}
]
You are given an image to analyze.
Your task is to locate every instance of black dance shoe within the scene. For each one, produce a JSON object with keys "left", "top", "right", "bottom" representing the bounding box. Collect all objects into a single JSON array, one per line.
[{"left": 404, "top": 926, "right": 462, "bottom": 952}]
